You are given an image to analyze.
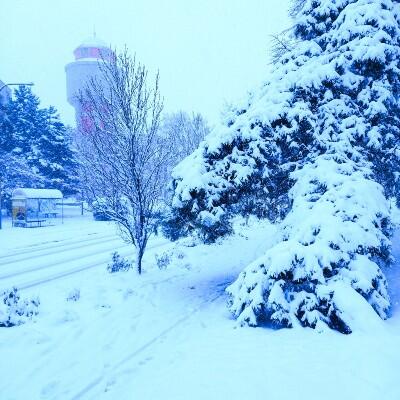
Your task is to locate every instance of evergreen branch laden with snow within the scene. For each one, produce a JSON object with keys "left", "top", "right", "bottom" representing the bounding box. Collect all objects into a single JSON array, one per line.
[{"left": 166, "top": 0, "right": 400, "bottom": 333}]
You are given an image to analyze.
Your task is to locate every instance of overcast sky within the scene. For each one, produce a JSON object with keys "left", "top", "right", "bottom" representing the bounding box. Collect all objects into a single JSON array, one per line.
[{"left": 0, "top": 0, "right": 291, "bottom": 127}]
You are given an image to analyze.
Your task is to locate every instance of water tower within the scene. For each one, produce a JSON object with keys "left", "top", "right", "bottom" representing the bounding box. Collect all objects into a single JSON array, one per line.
[{"left": 65, "top": 36, "right": 114, "bottom": 128}]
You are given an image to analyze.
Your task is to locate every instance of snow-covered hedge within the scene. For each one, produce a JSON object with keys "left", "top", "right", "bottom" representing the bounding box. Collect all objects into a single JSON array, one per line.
[{"left": 0, "top": 288, "right": 40, "bottom": 328}]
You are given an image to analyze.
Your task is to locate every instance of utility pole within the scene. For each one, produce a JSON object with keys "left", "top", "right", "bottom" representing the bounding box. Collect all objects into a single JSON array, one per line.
[{"left": 0, "top": 82, "right": 34, "bottom": 230}]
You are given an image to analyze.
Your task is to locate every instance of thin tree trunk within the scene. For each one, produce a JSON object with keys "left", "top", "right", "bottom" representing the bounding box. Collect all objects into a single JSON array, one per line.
[{"left": 136, "top": 247, "right": 144, "bottom": 274}]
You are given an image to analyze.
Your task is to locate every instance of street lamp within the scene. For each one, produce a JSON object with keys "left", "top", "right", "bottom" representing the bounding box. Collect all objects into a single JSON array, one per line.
[
  {"left": 0, "top": 82, "right": 34, "bottom": 92},
  {"left": 0, "top": 82, "right": 34, "bottom": 230}
]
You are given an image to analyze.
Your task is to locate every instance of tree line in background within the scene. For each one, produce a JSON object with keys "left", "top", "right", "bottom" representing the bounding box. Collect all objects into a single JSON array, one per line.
[{"left": 0, "top": 79, "right": 209, "bottom": 219}]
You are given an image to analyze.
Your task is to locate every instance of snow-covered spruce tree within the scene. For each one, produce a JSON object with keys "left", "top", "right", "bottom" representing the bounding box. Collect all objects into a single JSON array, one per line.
[
  {"left": 33, "top": 106, "right": 79, "bottom": 195},
  {"left": 169, "top": 0, "right": 400, "bottom": 332},
  {"left": 2, "top": 85, "right": 46, "bottom": 157},
  {"left": 165, "top": 95, "right": 296, "bottom": 242},
  {"left": 0, "top": 86, "right": 78, "bottom": 196},
  {"left": 0, "top": 88, "right": 45, "bottom": 210},
  {"left": 0, "top": 148, "right": 43, "bottom": 212}
]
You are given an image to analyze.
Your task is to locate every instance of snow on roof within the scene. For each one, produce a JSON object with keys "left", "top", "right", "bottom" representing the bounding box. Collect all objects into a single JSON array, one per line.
[
  {"left": 72, "top": 57, "right": 108, "bottom": 63},
  {"left": 77, "top": 36, "right": 109, "bottom": 49},
  {"left": 12, "top": 188, "right": 63, "bottom": 199}
]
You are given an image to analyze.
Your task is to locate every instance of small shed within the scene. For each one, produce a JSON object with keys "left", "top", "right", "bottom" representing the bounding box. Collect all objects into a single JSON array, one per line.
[{"left": 11, "top": 188, "right": 63, "bottom": 227}]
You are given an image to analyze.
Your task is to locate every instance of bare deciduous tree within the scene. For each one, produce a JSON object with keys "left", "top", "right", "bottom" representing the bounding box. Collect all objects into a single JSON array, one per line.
[
  {"left": 161, "top": 111, "right": 209, "bottom": 173},
  {"left": 77, "top": 48, "right": 166, "bottom": 274},
  {"left": 270, "top": 30, "right": 296, "bottom": 65}
]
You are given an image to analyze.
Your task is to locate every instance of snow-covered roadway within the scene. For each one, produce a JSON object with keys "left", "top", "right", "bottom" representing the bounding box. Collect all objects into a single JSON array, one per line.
[
  {"left": 0, "top": 218, "right": 169, "bottom": 291},
  {"left": 0, "top": 241, "right": 130, "bottom": 291},
  {"left": 0, "top": 219, "right": 124, "bottom": 290},
  {"left": 0, "top": 233, "right": 117, "bottom": 261}
]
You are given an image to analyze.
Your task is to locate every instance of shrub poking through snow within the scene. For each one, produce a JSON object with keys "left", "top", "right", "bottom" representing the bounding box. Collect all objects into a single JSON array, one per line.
[
  {"left": 155, "top": 251, "right": 172, "bottom": 270},
  {"left": 107, "top": 252, "right": 132, "bottom": 273},
  {"left": 168, "top": 0, "right": 400, "bottom": 333},
  {"left": 155, "top": 249, "right": 186, "bottom": 270},
  {"left": 66, "top": 288, "right": 81, "bottom": 302},
  {"left": 0, "top": 287, "right": 40, "bottom": 327}
]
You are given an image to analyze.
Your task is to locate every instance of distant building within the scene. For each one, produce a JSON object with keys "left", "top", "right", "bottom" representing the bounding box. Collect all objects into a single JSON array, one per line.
[
  {"left": 0, "top": 79, "right": 12, "bottom": 107},
  {"left": 65, "top": 36, "right": 114, "bottom": 129}
]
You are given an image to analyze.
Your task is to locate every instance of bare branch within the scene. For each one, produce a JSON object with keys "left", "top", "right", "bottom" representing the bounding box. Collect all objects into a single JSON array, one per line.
[{"left": 75, "top": 47, "right": 165, "bottom": 274}]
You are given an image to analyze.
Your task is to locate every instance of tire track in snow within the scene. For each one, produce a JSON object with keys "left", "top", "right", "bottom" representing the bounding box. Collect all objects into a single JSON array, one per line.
[
  {"left": 70, "top": 282, "right": 230, "bottom": 400},
  {"left": 0, "top": 239, "right": 126, "bottom": 281},
  {"left": 0, "top": 231, "right": 114, "bottom": 257},
  {"left": 0, "top": 234, "right": 118, "bottom": 264},
  {"left": 5, "top": 240, "right": 170, "bottom": 291}
]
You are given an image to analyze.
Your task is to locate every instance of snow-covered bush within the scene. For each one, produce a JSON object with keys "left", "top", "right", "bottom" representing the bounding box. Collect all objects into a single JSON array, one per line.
[
  {"left": 107, "top": 252, "right": 132, "bottom": 273},
  {"left": 155, "top": 251, "right": 172, "bottom": 270},
  {"left": 155, "top": 249, "right": 185, "bottom": 270},
  {"left": 0, "top": 287, "right": 40, "bottom": 328},
  {"left": 162, "top": 200, "right": 234, "bottom": 243},
  {"left": 91, "top": 198, "right": 112, "bottom": 221},
  {"left": 167, "top": 0, "right": 400, "bottom": 333}
]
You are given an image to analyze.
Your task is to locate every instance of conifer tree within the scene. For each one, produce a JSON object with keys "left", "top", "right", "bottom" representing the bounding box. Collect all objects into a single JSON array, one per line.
[
  {"left": 6, "top": 85, "right": 46, "bottom": 157},
  {"left": 168, "top": 0, "right": 400, "bottom": 332},
  {"left": 0, "top": 86, "right": 78, "bottom": 196},
  {"left": 33, "top": 106, "right": 78, "bottom": 194}
]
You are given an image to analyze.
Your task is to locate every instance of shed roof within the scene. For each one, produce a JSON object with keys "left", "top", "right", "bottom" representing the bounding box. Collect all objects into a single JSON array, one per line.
[{"left": 12, "top": 188, "right": 63, "bottom": 200}]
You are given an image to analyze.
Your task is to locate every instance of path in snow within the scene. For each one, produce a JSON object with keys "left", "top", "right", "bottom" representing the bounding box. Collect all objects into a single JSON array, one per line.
[
  {"left": 70, "top": 275, "right": 233, "bottom": 400},
  {"left": 0, "top": 219, "right": 277, "bottom": 400}
]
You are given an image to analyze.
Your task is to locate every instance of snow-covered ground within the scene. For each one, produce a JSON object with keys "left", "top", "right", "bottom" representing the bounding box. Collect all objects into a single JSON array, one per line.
[{"left": 0, "top": 216, "right": 399, "bottom": 400}]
